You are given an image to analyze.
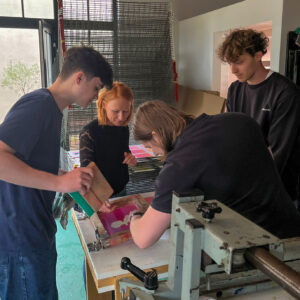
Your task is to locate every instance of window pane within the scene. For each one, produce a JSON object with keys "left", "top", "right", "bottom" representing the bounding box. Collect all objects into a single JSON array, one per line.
[
  {"left": 63, "top": 0, "right": 112, "bottom": 21},
  {"left": 90, "top": 30, "right": 113, "bottom": 60},
  {"left": 0, "top": 28, "right": 41, "bottom": 123},
  {"left": 64, "top": 29, "right": 89, "bottom": 46},
  {"left": 89, "top": 0, "right": 112, "bottom": 22},
  {"left": 63, "top": 0, "right": 88, "bottom": 21},
  {"left": 0, "top": 0, "right": 22, "bottom": 17},
  {"left": 24, "top": 0, "right": 54, "bottom": 19}
]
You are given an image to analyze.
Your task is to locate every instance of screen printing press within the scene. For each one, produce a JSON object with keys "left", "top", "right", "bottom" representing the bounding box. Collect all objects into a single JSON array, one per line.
[{"left": 117, "top": 190, "right": 300, "bottom": 300}]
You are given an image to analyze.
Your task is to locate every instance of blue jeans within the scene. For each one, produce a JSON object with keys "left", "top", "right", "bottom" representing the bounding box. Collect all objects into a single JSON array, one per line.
[{"left": 0, "top": 249, "right": 58, "bottom": 300}]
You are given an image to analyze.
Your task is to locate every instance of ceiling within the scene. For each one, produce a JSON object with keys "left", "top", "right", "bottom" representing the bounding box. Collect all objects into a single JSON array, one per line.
[{"left": 175, "top": 0, "right": 245, "bottom": 21}]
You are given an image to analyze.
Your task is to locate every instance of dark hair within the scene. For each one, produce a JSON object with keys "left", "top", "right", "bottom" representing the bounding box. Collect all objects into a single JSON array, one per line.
[
  {"left": 218, "top": 29, "right": 269, "bottom": 63},
  {"left": 97, "top": 81, "right": 134, "bottom": 125},
  {"left": 133, "top": 100, "right": 194, "bottom": 153},
  {"left": 60, "top": 46, "right": 113, "bottom": 89}
]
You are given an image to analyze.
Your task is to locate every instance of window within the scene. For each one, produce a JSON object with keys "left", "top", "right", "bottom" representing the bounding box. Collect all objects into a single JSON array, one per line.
[
  {"left": 0, "top": 0, "right": 54, "bottom": 19},
  {"left": 0, "top": 0, "right": 57, "bottom": 123},
  {"left": 0, "top": 28, "right": 41, "bottom": 123},
  {"left": 0, "top": 0, "right": 22, "bottom": 17}
]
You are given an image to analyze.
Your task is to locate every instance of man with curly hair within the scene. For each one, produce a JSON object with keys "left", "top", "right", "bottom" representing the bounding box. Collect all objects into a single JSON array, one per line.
[{"left": 218, "top": 29, "right": 300, "bottom": 209}]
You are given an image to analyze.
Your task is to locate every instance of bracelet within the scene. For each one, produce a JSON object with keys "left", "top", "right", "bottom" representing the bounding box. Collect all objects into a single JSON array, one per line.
[
  {"left": 130, "top": 211, "right": 144, "bottom": 222},
  {"left": 133, "top": 211, "right": 144, "bottom": 217}
]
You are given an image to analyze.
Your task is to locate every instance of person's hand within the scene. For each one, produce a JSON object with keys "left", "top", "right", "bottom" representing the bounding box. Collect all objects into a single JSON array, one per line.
[
  {"left": 57, "top": 167, "right": 94, "bottom": 196},
  {"left": 123, "top": 152, "right": 137, "bottom": 167},
  {"left": 132, "top": 194, "right": 149, "bottom": 213},
  {"left": 130, "top": 196, "right": 149, "bottom": 222},
  {"left": 98, "top": 200, "right": 115, "bottom": 213}
]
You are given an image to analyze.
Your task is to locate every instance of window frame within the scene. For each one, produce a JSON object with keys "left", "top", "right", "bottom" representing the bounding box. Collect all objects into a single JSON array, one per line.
[{"left": 0, "top": 0, "right": 59, "bottom": 88}]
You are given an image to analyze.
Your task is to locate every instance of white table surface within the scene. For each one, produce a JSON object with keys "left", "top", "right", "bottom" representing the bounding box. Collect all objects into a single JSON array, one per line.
[{"left": 72, "top": 192, "right": 170, "bottom": 293}]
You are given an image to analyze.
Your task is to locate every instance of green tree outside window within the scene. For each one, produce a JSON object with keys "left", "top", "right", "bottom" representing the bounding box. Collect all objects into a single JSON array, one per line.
[{"left": 1, "top": 61, "right": 40, "bottom": 96}]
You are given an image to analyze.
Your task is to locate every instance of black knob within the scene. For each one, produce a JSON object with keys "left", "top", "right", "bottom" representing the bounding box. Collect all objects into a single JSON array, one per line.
[
  {"left": 196, "top": 201, "right": 222, "bottom": 221},
  {"left": 121, "top": 257, "right": 131, "bottom": 269},
  {"left": 120, "top": 257, "right": 158, "bottom": 290}
]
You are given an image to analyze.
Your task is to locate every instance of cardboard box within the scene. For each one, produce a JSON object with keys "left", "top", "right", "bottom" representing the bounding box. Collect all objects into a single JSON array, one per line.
[{"left": 176, "top": 85, "right": 226, "bottom": 116}]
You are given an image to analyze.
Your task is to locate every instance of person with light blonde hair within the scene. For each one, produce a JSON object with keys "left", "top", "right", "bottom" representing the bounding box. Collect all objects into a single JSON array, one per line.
[
  {"left": 80, "top": 81, "right": 136, "bottom": 197},
  {"left": 130, "top": 100, "right": 300, "bottom": 249},
  {"left": 133, "top": 100, "right": 194, "bottom": 155}
]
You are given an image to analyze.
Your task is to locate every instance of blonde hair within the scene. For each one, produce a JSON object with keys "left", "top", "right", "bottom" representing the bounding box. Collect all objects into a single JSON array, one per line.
[
  {"left": 133, "top": 100, "right": 194, "bottom": 152},
  {"left": 97, "top": 81, "right": 134, "bottom": 125}
]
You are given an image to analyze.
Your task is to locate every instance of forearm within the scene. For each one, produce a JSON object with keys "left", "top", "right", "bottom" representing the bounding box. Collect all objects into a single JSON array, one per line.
[
  {"left": 130, "top": 216, "right": 147, "bottom": 247},
  {"left": 130, "top": 206, "right": 171, "bottom": 249},
  {"left": 0, "top": 139, "right": 94, "bottom": 194},
  {"left": 0, "top": 150, "right": 61, "bottom": 191}
]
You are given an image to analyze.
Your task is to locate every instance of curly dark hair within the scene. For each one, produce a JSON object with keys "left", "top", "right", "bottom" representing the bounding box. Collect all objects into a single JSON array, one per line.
[{"left": 218, "top": 29, "right": 269, "bottom": 63}]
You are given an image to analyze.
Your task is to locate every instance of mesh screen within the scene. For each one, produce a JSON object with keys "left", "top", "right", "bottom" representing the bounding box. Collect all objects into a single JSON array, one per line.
[
  {"left": 127, "top": 157, "right": 163, "bottom": 194},
  {"left": 60, "top": 0, "right": 173, "bottom": 193},
  {"left": 61, "top": 0, "right": 174, "bottom": 149}
]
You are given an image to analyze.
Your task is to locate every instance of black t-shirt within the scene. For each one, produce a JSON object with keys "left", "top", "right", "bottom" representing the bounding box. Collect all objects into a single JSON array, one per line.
[
  {"left": 80, "top": 120, "right": 130, "bottom": 193},
  {"left": 152, "top": 113, "right": 300, "bottom": 239},
  {"left": 227, "top": 72, "right": 300, "bottom": 200}
]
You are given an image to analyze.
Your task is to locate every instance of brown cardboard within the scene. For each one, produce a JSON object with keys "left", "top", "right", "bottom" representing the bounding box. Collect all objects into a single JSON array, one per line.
[
  {"left": 176, "top": 85, "right": 226, "bottom": 116},
  {"left": 83, "top": 188, "right": 104, "bottom": 212},
  {"left": 86, "top": 162, "right": 114, "bottom": 207}
]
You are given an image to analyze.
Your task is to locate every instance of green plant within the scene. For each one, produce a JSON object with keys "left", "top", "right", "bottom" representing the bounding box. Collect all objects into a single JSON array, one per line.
[{"left": 1, "top": 61, "right": 40, "bottom": 96}]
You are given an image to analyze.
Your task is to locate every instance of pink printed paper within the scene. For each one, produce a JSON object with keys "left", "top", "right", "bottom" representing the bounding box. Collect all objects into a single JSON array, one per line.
[
  {"left": 97, "top": 195, "right": 154, "bottom": 236},
  {"left": 129, "top": 144, "right": 154, "bottom": 157},
  {"left": 98, "top": 204, "right": 137, "bottom": 235}
]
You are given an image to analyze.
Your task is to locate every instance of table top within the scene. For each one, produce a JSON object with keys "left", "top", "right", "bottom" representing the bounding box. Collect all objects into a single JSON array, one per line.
[{"left": 72, "top": 192, "right": 170, "bottom": 292}]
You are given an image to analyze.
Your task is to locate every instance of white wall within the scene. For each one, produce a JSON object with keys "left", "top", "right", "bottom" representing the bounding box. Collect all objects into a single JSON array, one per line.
[
  {"left": 176, "top": 0, "right": 244, "bottom": 21},
  {"left": 177, "top": 0, "right": 284, "bottom": 90}
]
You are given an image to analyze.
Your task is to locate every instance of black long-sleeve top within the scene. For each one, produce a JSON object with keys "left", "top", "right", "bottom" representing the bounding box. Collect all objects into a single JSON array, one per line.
[
  {"left": 226, "top": 72, "right": 300, "bottom": 200},
  {"left": 152, "top": 113, "right": 300, "bottom": 239},
  {"left": 80, "top": 119, "right": 130, "bottom": 194}
]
